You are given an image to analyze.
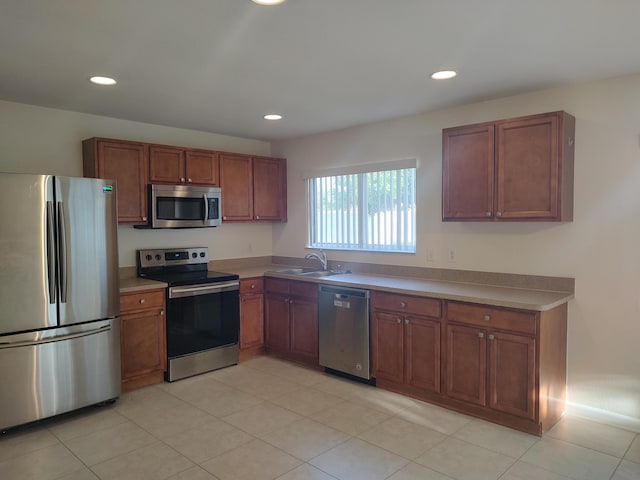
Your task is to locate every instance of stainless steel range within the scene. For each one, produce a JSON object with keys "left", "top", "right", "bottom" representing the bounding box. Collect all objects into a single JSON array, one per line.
[{"left": 137, "top": 247, "right": 239, "bottom": 381}]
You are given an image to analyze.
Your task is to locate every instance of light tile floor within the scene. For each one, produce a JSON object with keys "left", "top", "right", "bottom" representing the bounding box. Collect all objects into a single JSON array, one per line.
[{"left": 1, "top": 355, "right": 638, "bottom": 480}]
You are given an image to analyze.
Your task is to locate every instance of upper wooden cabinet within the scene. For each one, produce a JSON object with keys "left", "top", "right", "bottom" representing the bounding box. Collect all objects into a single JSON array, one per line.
[
  {"left": 442, "top": 111, "right": 575, "bottom": 221},
  {"left": 82, "top": 138, "right": 149, "bottom": 225},
  {"left": 220, "top": 153, "right": 287, "bottom": 222},
  {"left": 149, "top": 145, "right": 219, "bottom": 186}
]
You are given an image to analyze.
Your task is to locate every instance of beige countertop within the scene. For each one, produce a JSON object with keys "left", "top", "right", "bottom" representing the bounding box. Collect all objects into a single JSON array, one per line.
[{"left": 119, "top": 264, "right": 573, "bottom": 311}]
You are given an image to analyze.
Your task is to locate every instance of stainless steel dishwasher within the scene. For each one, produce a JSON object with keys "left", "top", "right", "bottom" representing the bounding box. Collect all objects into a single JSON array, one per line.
[{"left": 318, "top": 285, "right": 371, "bottom": 380}]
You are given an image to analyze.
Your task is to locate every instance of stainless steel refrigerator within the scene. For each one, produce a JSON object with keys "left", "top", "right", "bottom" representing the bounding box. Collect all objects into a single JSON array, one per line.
[{"left": 0, "top": 173, "right": 121, "bottom": 431}]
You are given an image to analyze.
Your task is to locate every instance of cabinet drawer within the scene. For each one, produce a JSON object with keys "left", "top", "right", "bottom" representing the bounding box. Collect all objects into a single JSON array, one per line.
[
  {"left": 290, "top": 280, "right": 318, "bottom": 300},
  {"left": 240, "top": 277, "right": 264, "bottom": 295},
  {"left": 372, "top": 291, "right": 442, "bottom": 318},
  {"left": 120, "top": 289, "right": 165, "bottom": 313},
  {"left": 446, "top": 302, "right": 536, "bottom": 335}
]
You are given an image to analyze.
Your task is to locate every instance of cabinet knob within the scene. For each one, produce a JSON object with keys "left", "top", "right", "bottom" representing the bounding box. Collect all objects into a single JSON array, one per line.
[
  {"left": 142, "top": 216, "right": 147, "bottom": 221},
  {"left": 496, "top": 212, "right": 502, "bottom": 217},
  {"left": 256, "top": 215, "right": 260, "bottom": 220},
  {"left": 404, "top": 318, "right": 409, "bottom": 325},
  {"left": 139, "top": 298, "right": 145, "bottom": 304},
  {"left": 223, "top": 216, "right": 227, "bottom": 220},
  {"left": 399, "top": 301, "right": 407, "bottom": 308},
  {"left": 568, "top": 137, "right": 574, "bottom": 147},
  {"left": 160, "top": 310, "right": 164, "bottom": 316},
  {"left": 485, "top": 211, "right": 492, "bottom": 217},
  {"left": 396, "top": 318, "right": 402, "bottom": 324},
  {"left": 478, "top": 332, "right": 484, "bottom": 338},
  {"left": 251, "top": 284, "right": 256, "bottom": 289},
  {"left": 180, "top": 177, "right": 185, "bottom": 182},
  {"left": 187, "top": 178, "right": 192, "bottom": 183},
  {"left": 488, "top": 334, "right": 495, "bottom": 340},
  {"left": 483, "top": 314, "right": 491, "bottom": 321}
]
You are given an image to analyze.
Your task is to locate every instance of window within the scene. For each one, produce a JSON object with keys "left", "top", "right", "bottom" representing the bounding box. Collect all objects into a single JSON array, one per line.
[{"left": 308, "top": 165, "right": 416, "bottom": 253}]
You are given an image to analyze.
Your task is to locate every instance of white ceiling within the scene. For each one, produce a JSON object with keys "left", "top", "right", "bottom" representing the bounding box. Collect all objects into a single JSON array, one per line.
[{"left": 1, "top": 0, "right": 640, "bottom": 141}]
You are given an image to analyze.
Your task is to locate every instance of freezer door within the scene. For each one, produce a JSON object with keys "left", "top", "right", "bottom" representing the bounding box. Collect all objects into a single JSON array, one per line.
[
  {"left": 0, "top": 173, "right": 57, "bottom": 334},
  {"left": 56, "top": 177, "right": 119, "bottom": 325},
  {"left": 0, "top": 319, "right": 121, "bottom": 430}
]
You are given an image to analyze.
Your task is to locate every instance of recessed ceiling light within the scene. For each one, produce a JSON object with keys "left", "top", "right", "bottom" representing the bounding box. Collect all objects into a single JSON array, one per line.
[
  {"left": 251, "top": 0, "right": 286, "bottom": 5},
  {"left": 89, "top": 76, "right": 117, "bottom": 86},
  {"left": 264, "top": 114, "right": 283, "bottom": 120},
  {"left": 431, "top": 70, "right": 457, "bottom": 80}
]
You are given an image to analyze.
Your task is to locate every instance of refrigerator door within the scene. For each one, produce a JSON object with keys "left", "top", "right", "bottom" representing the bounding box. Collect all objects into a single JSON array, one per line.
[
  {"left": 0, "top": 173, "right": 57, "bottom": 334},
  {"left": 56, "top": 176, "right": 119, "bottom": 325},
  {"left": 0, "top": 319, "right": 121, "bottom": 430}
]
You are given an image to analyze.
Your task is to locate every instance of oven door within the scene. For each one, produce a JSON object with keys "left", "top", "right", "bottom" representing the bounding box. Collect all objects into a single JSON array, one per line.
[
  {"left": 150, "top": 184, "right": 221, "bottom": 228},
  {"left": 166, "top": 281, "right": 239, "bottom": 359}
]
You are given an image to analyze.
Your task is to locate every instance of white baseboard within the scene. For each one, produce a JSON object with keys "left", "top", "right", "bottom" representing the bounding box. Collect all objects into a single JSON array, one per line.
[{"left": 566, "top": 401, "right": 640, "bottom": 433}]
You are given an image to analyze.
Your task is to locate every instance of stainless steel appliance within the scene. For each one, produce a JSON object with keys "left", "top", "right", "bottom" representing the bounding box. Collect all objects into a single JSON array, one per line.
[
  {"left": 137, "top": 247, "right": 239, "bottom": 381},
  {"left": 147, "top": 184, "right": 222, "bottom": 228},
  {"left": 318, "top": 285, "right": 371, "bottom": 380},
  {"left": 0, "top": 173, "right": 120, "bottom": 431}
]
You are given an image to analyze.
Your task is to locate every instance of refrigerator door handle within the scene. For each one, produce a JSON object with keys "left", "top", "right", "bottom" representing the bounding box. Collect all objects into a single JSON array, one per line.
[
  {"left": 57, "top": 201, "right": 68, "bottom": 303},
  {"left": 0, "top": 324, "right": 112, "bottom": 349},
  {"left": 46, "top": 201, "right": 56, "bottom": 304}
]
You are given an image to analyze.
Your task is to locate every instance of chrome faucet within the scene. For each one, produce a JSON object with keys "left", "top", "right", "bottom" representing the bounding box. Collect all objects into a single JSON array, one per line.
[{"left": 305, "top": 250, "right": 328, "bottom": 271}]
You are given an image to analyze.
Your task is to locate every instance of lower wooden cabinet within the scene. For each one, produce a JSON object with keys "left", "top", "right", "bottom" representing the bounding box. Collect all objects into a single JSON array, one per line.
[
  {"left": 119, "top": 289, "right": 166, "bottom": 391},
  {"left": 239, "top": 278, "right": 265, "bottom": 358},
  {"left": 265, "top": 278, "right": 318, "bottom": 364},
  {"left": 372, "top": 291, "right": 442, "bottom": 394},
  {"left": 372, "top": 292, "right": 567, "bottom": 435}
]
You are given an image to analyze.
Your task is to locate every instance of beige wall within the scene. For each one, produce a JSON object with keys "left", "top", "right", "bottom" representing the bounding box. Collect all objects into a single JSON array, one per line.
[
  {"left": 272, "top": 73, "right": 640, "bottom": 429},
  {"left": 0, "top": 100, "right": 274, "bottom": 267}
]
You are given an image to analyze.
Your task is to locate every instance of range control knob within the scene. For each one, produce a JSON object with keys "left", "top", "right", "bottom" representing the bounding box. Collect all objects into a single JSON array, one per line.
[
  {"left": 200, "top": 252, "right": 206, "bottom": 257},
  {"left": 192, "top": 252, "right": 198, "bottom": 258},
  {"left": 155, "top": 254, "right": 161, "bottom": 261},
  {"left": 145, "top": 254, "right": 152, "bottom": 261}
]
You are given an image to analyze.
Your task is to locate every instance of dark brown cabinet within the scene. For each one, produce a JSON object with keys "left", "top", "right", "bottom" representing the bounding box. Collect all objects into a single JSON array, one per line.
[
  {"left": 265, "top": 278, "right": 318, "bottom": 364},
  {"left": 239, "top": 277, "right": 265, "bottom": 355},
  {"left": 149, "top": 145, "right": 219, "bottom": 186},
  {"left": 82, "top": 138, "right": 148, "bottom": 224},
  {"left": 220, "top": 153, "right": 287, "bottom": 222},
  {"left": 372, "top": 291, "right": 442, "bottom": 394},
  {"left": 119, "top": 289, "right": 166, "bottom": 391},
  {"left": 443, "top": 301, "right": 565, "bottom": 433},
  {"left": 442, "top": 111, "right": 574, "bottom": 221}
]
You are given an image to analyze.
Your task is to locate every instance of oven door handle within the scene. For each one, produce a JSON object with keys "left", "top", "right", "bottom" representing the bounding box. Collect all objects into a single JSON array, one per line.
[{"left": 169, "top": 281, "right": 239, "bottom": 298}]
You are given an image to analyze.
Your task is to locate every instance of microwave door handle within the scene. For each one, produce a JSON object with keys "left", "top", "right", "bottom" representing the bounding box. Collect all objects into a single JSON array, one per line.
[{"left": 203, "top": 193, "right": 209, "bottom": 224}]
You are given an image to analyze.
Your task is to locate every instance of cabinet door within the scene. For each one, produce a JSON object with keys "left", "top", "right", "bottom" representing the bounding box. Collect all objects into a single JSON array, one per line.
[
  {"left": 495, "top": 113, "right": 559, "bottom": 219},
  {"left": 445, "top": 324, "right": 486, "bottom": 406},
  {"left": 83, "top": 139, "right": 148, "bottom": 224},
  {"left": 442, "top": 124, "right": 494, "bottom": 220},
  {"left": 186, "top": 150, "right": 219, "bottom": 186},
  {"left": 290, "top": 297, "right": 318, "bottom": 362},
  {"left": 240, "top": 293, "right": 264, "bottom": 350},
  {"left": 149, "top": 145, "right": 185, "bottom": 184},
  {"left": 405, "top": 316, "right": 441, "bottom": 393},
  {"left": 121, "top": 308, "right": 166, "bottom": 380},
  {"left": 489, "top": 331, "right": 536, "bottom": 420},
  {"left": 253, "top": 157, "right": 287, "bottom": 222},
  {"left": 265, "top": 293, "right": 290, "bottom": 353},
  {"left": 372, "top": 311, "right": 404, "bottom": 383},
  {"left": 220, "top": 153, "right": 253, "bottom": 221}
]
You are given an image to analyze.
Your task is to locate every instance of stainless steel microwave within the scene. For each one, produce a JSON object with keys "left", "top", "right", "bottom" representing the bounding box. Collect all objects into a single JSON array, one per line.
[{"left": 149, "top": 184, "right": 222, "bottom": 228}]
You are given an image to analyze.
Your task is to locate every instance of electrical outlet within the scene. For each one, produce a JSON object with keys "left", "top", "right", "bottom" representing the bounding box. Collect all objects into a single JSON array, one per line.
[
  {"left": 426, "top": 248, "right": 434, "bottom": 262},
  {"left": 447, "top": 247, "right": 456, "bottom": 263}
]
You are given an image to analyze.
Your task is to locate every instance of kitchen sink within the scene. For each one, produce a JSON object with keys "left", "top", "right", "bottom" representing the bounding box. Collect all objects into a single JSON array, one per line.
[
  {"left": 273, "top": 267, "right": 317, "bottom": 275},
  {"left": 299, "top": 270, "right": 346, "bottom": 277},
  {"left": 272, "top": 268, "right": 350, "bottom": 277}
]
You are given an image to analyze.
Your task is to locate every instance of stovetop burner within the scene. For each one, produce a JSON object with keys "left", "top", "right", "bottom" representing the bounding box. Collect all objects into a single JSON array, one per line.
[{"left": 137, "top": 247, "right": 238, "bottom": 286}]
